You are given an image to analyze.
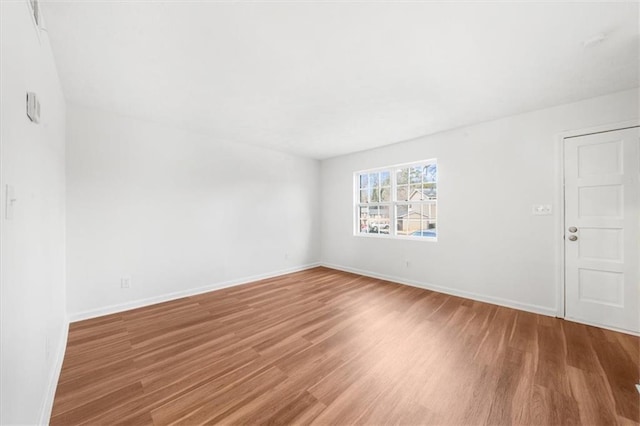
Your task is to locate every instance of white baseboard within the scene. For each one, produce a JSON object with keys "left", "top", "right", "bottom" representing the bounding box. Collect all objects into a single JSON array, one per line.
[
  {"left": 67, "top": 263, "right": 321, "bottom": 323},
  {"left": 321, "top": 262, "right": 558, "bottom": 318},
  {"left": 564, "top": 316, "right": 640, "bottom": 337},
  {"left": 39, "top": 319, "right": 69, "bottom": 426}
]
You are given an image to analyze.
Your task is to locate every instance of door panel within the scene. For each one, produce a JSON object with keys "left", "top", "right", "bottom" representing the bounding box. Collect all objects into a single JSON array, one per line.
[
  {"left": 578, "top": 228, "right": 622, "bottom": 261},
  {"left": 578, "top": 185, "right": 622, "bottom": 217},
  {"left": 564, "top": 127, "right": 639, "bottom": 333}
]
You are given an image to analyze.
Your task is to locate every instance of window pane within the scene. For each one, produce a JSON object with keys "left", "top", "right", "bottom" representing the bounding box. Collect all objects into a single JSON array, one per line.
[
  {"left": 424, "top": 163, "right": 437, "bottom": 183},
  {"left": 423, "top": 182, "right": 437, "bottom": 199},
  {"left": 396, "top": 203, "right": 409, "bottom": 218},
  {"left": 395, "top": 203, "right": 409, "bottom": 235},
  {"left": 368, "top": 205, "right": 390, "bottom": 234},
  {"left": 370, "top": 187, "right": 380, "bottom": 202},
  {"left": 380, "top": 187, "right": 390, "bottom": 202},
  {"left": 409, "top": 184, "right": 423, "bottom": 201},
  {"left": 358, "top": 206, "right": 370, "bottom": 233},
  {"left": 380, "top": 206, "right": 390, "bottom": 234},
  {"left": 422, "top": 202, "right": 437, "bottom": 221},
  {"left": 396, "top": 185, "right": 408, "bottom": 201},
  {"left": 412, "top": 204, "right": 436, "bottom": 238},
  {"left": 360, "top": 190, "right": 368, "bottom": 203},
  {"left": 359, "top": 174, "right": 368, "bottom": 189},
  {"left": 369, "top": 173, "right": 379, "bottom": 189},
  {"left": 380, "top": 171, "right": 391, "bottom": 187},
  {"left": 369, "top": 173, "right": 380, "bottom": 203},
  {"left": 408, "top": 220, "right": 421, "bottom": 235},
  {"left": 410, "top": 166, "right": 422, "bottom": 183},
  {"left": 397, "top": 168, "right": 408, "bottom": 185}
]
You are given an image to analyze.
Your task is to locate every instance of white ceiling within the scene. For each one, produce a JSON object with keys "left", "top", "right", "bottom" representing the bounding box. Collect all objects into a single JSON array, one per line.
[{"left": 42, "top": 1, "right": 639, "bottom": 159}]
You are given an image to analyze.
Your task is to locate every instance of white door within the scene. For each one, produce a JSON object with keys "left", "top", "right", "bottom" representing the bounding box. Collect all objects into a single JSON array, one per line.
[{"left": 564, "top": 126, "right": 639, "bottom": 333}]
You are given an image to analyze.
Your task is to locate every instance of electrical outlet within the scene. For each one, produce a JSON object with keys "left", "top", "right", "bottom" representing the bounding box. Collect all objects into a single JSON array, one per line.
[{"left": 121, "top": 276, "right": 131, "bottom": 289}]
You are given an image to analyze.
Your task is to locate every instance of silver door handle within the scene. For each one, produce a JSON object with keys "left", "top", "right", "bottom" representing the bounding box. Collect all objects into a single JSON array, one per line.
[
  {"left": 568, "top": 226, "right": 578, "bottom": 233},
  {"left": 568, "top": 235, "right": 578, "bottom": 241}
]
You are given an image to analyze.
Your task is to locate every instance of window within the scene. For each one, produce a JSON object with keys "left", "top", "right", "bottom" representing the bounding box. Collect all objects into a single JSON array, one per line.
[{"left": 355, "top": 160, "right": 437, "bottom": 239}]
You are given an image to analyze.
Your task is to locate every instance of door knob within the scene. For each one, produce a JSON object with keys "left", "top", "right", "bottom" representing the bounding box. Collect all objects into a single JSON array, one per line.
[
  {"left": 568, "top": 235, "right": 578, "bottom": 241},
  {"left": 568, "top": 226, "right": 578, "bottom": 233}
]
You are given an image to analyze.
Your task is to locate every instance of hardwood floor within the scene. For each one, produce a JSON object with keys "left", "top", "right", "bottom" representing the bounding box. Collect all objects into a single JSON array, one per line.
[{"left": 51, "top": 267, "right": 639, "bottom": 425}]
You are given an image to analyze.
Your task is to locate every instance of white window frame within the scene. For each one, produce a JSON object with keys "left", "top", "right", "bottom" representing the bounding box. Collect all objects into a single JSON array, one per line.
[{"left": 354, "top": 159, "right": 438, "bottom": 241}]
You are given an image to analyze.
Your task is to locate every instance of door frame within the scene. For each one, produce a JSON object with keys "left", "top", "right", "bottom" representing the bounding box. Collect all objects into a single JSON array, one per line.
[{"left": 555, "top": 119, "right": 640, "bottom": 333}]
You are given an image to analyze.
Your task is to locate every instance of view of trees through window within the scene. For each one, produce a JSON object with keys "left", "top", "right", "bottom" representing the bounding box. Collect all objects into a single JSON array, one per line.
[{"left": 356, "top": 161, "right": 437, "bottom": 239}]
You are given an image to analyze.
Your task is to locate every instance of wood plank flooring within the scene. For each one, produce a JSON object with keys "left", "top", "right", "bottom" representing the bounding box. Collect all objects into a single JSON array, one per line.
[{"left": 51, "top": 267, "right": 640, "bottom": 425}]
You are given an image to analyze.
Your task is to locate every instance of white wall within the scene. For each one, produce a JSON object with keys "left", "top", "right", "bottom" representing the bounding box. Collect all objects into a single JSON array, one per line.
[
  {"left": 66, "top": 104, "right": 320, "bottom": 318},
  {"left": 320, "top": 89, "right": 639, "bottom": 315},
  {"left": 0, "top": 2, "right": 68, "bottom": 425}
]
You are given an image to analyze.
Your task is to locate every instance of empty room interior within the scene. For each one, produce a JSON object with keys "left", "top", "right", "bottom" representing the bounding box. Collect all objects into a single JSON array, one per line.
[{"left": 1, "top": 0, "right": 640, "bottom": 425}]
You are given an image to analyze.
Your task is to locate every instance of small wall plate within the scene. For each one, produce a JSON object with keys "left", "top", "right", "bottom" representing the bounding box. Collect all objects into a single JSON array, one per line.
[{"left": 532, "top": 204, "right": 552, "bottom": 215}]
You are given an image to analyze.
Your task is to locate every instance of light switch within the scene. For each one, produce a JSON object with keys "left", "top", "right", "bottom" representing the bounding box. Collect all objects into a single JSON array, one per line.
[
  {"left": 5, "top": 185, "right": 16, "bottom": 220},
  {"left": 532, "top": 204, "right": 552, "bottom": 215},
  {"left": 121, "top": 276, "right": 131, "bottom": 289}
]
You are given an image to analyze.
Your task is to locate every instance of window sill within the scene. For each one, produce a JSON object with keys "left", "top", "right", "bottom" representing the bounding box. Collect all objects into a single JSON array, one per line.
[{"left": 353, "top": 233, "right": 438, "bottom": 242}]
